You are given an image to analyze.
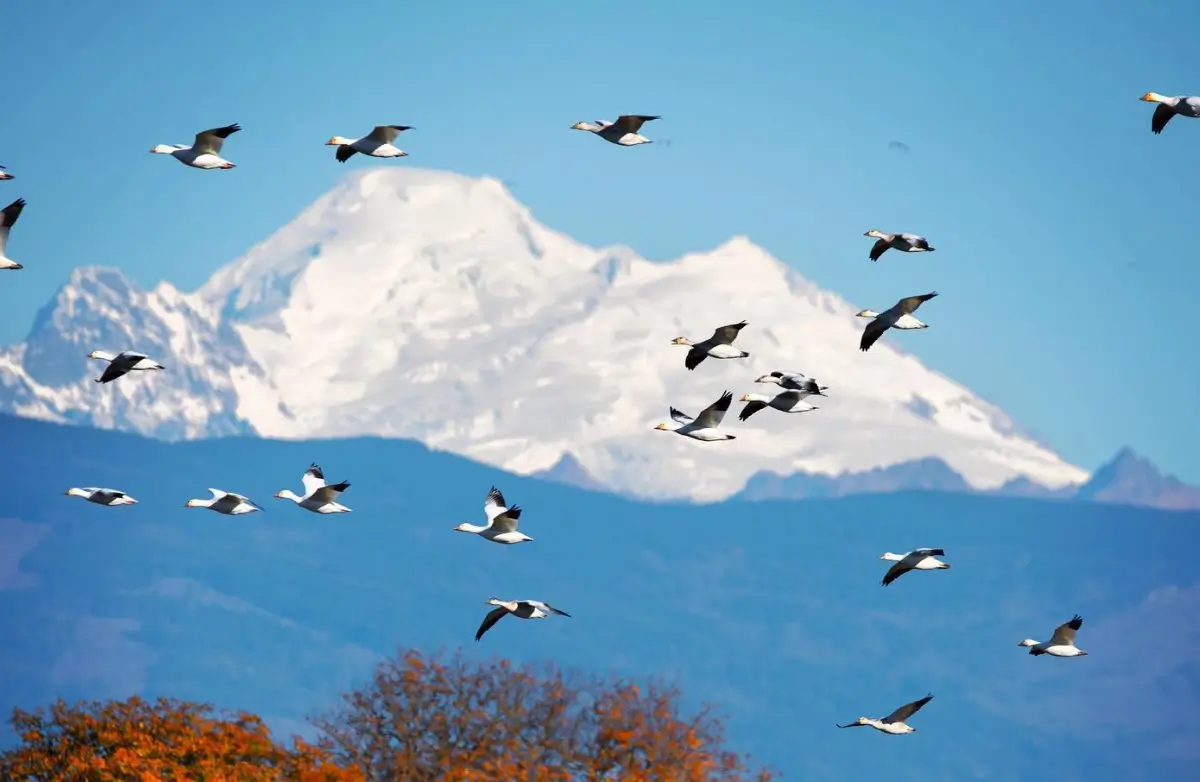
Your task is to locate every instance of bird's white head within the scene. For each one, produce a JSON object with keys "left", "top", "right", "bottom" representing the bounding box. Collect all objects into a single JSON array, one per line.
[
  {"left": 653, "top": 422, "right": 671, "bottom": 431},
  {"left": 185, "top": 498, "right": 203, "bottom": 508},
  {"left": 87, "top": 350, "right": 105, "bottom": 360},
  {"left": 855, "top": 309, "right": 877, "bottom": 319},
  {"left": 452, "top": 522, "right": 472, "bottom": 532},
  {"left": 670, "top": 337, "right": 694, "bottom": 346},
  {"left": 149, "top": 145, "right": 176, "bottom": 154},
  {"left": 879, "top": 552, "right": 903, "bottom": 561},
  {"left": 64, "top": 488, "right": 85, "bottom": 498},
  {"left": 863, "top": 229, "right": 886, "bottom": 239},
  {"left": 1017, "top": 638, "right": 1039, "bottom": 648},
  {"left": 852, "top": 717, "right": 869, "bottom": 726},
  {"left": 326, "top": 136, "right": 353, "bottom": 146},
  {"left": 738, "top": 394, "right": 754, "bottom": 402},
  {"left": 486, "top": 598, "right": 504, "bottom": 607},
  {"left": 570, "top": 121, "right": 598, "bottom": 132},
  {"left": 1140, "top": 92, "right": 1165, "bottom": 104}
]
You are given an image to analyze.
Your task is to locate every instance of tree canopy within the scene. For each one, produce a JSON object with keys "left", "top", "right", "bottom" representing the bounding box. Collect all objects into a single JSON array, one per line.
[{"left": 312, "top": 648, "right": 774, "bottom": 782}]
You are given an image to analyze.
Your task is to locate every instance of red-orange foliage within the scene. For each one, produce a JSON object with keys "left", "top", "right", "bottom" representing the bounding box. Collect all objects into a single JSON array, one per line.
[
  {"left": 313, "top": 648, "right": 775, "bottom": 782},
  {"left": 0, "top": 695, "right": 364, "bottom": 782}
]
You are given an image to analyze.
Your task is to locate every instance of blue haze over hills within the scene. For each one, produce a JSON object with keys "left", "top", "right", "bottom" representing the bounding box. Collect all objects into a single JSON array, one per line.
[{"left": 1, "top": 412, "right": 1197, "bottom": 781}]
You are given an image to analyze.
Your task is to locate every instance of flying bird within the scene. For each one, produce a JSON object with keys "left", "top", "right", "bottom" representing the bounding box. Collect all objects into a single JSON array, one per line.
[
  {"left": 570, "top": 115, "right": 660, "bottom": 146},
  {"left": 185, "top": 488, "right": 263, "bottom": 515},
  {"left": 275, "top": 463, "right": 352, "bottom": 514},
  {"left": 326, "top": 125, "right": 413, "bottom": 162},
  {"left": 0, "top": 198, "right": 26, "bottom": 270},
  {"left": 855, "top": 308, "right": 927, "bottom": 330},
  {"left": 1140, "top": 92, "right": 1200, "bottom": 134},
  {"left": 737, "top": 391, "right": 820, "bottom": 422},
  {"left": 671, "top": 320, "right": 750, "bottom": 370},
  {"left": 837, "top": 694, "right": 934, "bottom": 735},
  {"left": 1018, "top": 615, "right": 1088, "bottom": 657},
  {"left": 64, "top": 487, "right": 138, "bottom": 507},
  {"left": 149, "top": 123, "right": 242, "bottom": 169},
  {"left": 654, "top": 391, "right": 737, "bottom": 441},
  {"left": 863, "top": 230, "right": 936, "bottom": 262},
  {"left": 859, "top": 292, "right": 938, "bottom": 352},
  {"left": 0, "top": 165, "right": 12, "bottom": 180},
  {"left": 474, "top": 598, "right": 571, "bottom": 642},
  {"left": 888, "top": 140, "right": 910, "bottom": 153},
  {"left": 452, "top": 486, "right": 534, "bottom": 544},
  {"left": 754, "top": 371, "right": 827, "bottom": 397},
  {"left": 87, "top": 350, "right": 165, "bottom": 384},
  {"left": 878, "top": 548, "right": 950, "bottom": 586}
]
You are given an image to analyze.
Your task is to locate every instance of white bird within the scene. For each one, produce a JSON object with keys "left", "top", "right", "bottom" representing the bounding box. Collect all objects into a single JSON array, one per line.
[
  {"left": 654, "top": 391, "right": 737, "bottom": 441},
  {"left": 837, "top": 694, "right": 934, "bottom": 735},
  {"left": 863, "top": 230, "right": 936, "bottom": 262},
  {"left": 0, "top": 165, "right": 12, "bottom": 181},
  {"left": 64, "top": 487, "right": 138, "bottom": 507},
  {"left": 0, "top": 198, "right": 26, "bottom": 271},
  {"left": 274, "top": 463, "right": 352, "bottom": 514},
  {"left": 452, "top": 486, "right": 533, "bottom": 544},
  {"left": 737, "top": 391, "right": 820, "bottom": 422},
  {"left": 326, "top": 125, "right": 413, "bottom": 162},
  {"left": 474, "top": 598, "right": 571, "bottom": 642},
  {"left": 879, "top": 548, "right": 951, "bottom": 586},
  {"left": 671, "top": 321, "right": 751, "bottom": 370},
  {"left": 859, "top": 292, "right": 939, "bottom": 352},
  {"left": 1018, "top": 615, "right": 1089, "bottom": 657},
  {"left": 754, "top": 371, "right": 828, "bottom": 397},
  {"left": 150, "top": 123, "right": 241, "bottom": 169},
  {"left": 855, "top": 309, "right": 927, "bottom": 330},
  {"left": 1140, "top": 92, "right": 1200, "bottom": 135},
  {"left": 87, "top": 350, "right": 165, "bottom": 384},
  {"left": 570, "top": 115, "right": 660, "bottom": 146},
  {"left": 185, "top": 488, "right": 263, "bottom": 515}
]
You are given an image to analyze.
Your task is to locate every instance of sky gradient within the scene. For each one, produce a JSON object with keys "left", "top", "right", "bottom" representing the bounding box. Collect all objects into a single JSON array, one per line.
[{"left": 1, "top": 0, "right": 1197, "bottom": 482}]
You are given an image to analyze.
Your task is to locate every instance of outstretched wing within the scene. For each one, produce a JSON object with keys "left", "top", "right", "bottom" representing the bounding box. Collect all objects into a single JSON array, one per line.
[
  {"left": 859, "top": 317, "right": 890, "bottom": 352},
  {"left": 527, "top": 600, "right": 571, "bottom": 617},
  {"left": 0, "top": 197, "right": 26, "bottom": 255},
  {"left": 912, "top": 547, "right": 945, "bottom": 556},
  {"left": 367, "top": 125, "right": 413, "bottom": 144},
  {"left": 684, "top": 347, "right": 708, "bottom": 371},
  {"left": 693, "top": 390, "right": 733, "bottom": 429},
  {"left": 97, "top": 362, "right": 130, "bottom": 384},
  {"left": 880, "top": 560, "right": 914, "bottom": 586},
  {"left": 869, "top": 238, "right": 890, "bottom": 261},
  {"left": 738, "top": 400, "right": 768, "bottom": 422},
  {"left": 1049, "top": 615, "right": 1083, "bottom": 646},
  {"left": 1151, "top": 103, "right": 1174, "bottom": 134},
  {"left": 301, "top": 463, "right": 326, "bottom": 496},
  {"left": 669, "top": 407, "right": 694, "bottom": 424},
  {"left": 612, "top": 115, "right": 660, "bottom": 134},
  {"left": 311, "top": 481, "right": 350, "bottom": 504},
  {"left": 709, "top": 320, "right": 747, "bottom": 345},
  {"left": 192, "top": 123, "right": 241, "bottom": 155},
  {"left": 883, "top": 694, "right": 933, "bottom": 724},
  {"left": 484, "top": 486, "right": 510, "bottom": 524},
  {"left": 474, "top": 606, "right": 509, "bottom": 641},
  {"left": 335, "top": 145, "right": 358, "bottom": 163}
]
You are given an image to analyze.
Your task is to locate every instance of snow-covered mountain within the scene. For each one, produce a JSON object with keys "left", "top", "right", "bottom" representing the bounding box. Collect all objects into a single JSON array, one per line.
[{"left": 0, "top": 167, "right": 1089, "bottom": 500}]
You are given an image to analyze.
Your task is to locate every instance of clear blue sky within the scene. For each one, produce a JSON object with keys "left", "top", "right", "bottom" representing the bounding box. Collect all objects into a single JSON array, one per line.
[{"left": 1, "top": 0, "right": 1197, "bottom": 482}]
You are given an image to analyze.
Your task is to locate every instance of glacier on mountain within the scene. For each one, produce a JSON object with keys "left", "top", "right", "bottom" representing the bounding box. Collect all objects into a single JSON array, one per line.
[{"left": 0, "top": 168, "right": 1089, "bottom": 500}]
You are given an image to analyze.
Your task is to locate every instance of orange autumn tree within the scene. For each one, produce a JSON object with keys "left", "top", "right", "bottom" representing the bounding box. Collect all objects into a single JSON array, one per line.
[
  {"left": 312, "top": 648, "right": 775, "bottom": 782},
  {"left": 0, "top": 695, "right": 364, "bottom": 782}
]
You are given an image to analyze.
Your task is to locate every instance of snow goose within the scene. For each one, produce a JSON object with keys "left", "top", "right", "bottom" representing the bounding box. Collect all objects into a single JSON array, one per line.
[
  {"left": 150, "top": 123, "right": 241, "bottom": 169},
  {"left": 185, "top": 488, "right": 263, "bottom": 515},
  {"left": 671, "top": 320, "right": 750, "bottom": 370},
  {"left": 274, "top": 462, "right": 352, "bottom": 514},
  {"left": 0, "top": 165, "right": 12, "bottom": 180},
  {"left": 474, "top": 598, "right": 571, "bottom": 642},
  {"left": 87, "top": 350, "right": 165, "bottom": 384},
  {"left": 737, "top": 391, "right": 820, "bottom": 422},
  {"left": 1018, "top": 615, "right": 1088, "bottom": 657},
  {"left": 837, "top": 694, "right": 934, "bottom": 735},
  {"left": 754, "top": 371, "right": 828, "bottom": 397},
  {"left": 863, "top": 230, "right": 936, "bottom": 262},
  {"left": 859, "top": 292, "right": 938, "bottom": 352},
  {"left": 1140, "top": 92, "right": 1200, "bottom": 134},
  {"left": 570, "top": 115, "right": 660, "bottom": 146},
  {"left": 654, "top": 390, "right": 736, "bottom": 441},
  {"left": 64, "top": 487, "right": 137, "bottom": 507},
  {"left": 855, "top": 309, "right": 927, "bottom": 330},
  {"left": 326, "top": 125, "right": 413, "bottom": 162},
  {"left": 879, "top": 548, "right": 950, "bottom": 586},
  {"left": 453, "top": 486, "right": 533, "bottom": 544},
  {"left": 0, "top": 198, "right": 26, "bottom": 270}
]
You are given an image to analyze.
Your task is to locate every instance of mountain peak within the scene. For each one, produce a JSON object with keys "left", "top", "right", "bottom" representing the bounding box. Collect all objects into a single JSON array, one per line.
[{"left": 1075, "top": 447, "right": 1200, "bottom": 511}]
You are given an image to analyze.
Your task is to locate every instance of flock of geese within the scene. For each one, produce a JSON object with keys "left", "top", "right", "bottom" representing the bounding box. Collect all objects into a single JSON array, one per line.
[{"left": 11, "top": 89, "right": 1181, "bottom": 735}]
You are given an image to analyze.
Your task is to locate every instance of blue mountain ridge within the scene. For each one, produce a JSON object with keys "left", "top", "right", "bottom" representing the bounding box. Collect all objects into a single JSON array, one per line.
[{"left": 1, "top": 413, "right": 1197, "bottom": 781}]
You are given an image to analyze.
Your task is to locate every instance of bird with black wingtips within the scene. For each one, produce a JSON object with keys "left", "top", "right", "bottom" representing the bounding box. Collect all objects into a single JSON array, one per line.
[
  {"left": 87, "top": 350, "right": 165, "bottom": 384},
  {"left": 474, "top": 599, "right": 571, "bottom": 642},
  {"left": 863, "top": 230, "right": 936, "bottom": 262},
  {"left": 275, "top": 462, "right": 353, "bottom": 514},
  {"left": 570, "top": 114, "right": 661, "bottom": 146},
  {"left": 737, "top": 390, "right": 820, "bottom": 422},
  {"left": 185, "top": 488, "right": 264, "bottom": 515},
  {"left": 878, "top": 548, "right": 950, "bottom": 586},
  {"left": 1018, "top": 615, "right": 1088, "bottom": 657},
  {"left": 0, "top": 165, "right": 12, "bottom": 181},
  {"left": 754, "top": 371, "right": 828, "bottom": 397},
  {"left": 654, "top": 390, "right": 737, "bottom": 441},
  {"left": 149, "top": 123, "right": 242, "bottom": 169},
  {"left": 859, "top": 292, "right": 938, "bottom": 352},
  {"left": 671, "top": 320, "right": 750, "bottom": 370},
  {"left": 452, "top": 486, "right": 534, "bottom": 544},
  {"left": 326, "top": 125, "right": 414, "bottom": 162},
  {"left": 0, "top": 197, "right": 26, "bottom": 270},
  {"left": 1140, "top": 92, "right": 1200, "bottom": 134},
  {"left": 837, "top": 694, "right": 934, "bottom": 735},
  {"left": 64, "top": 487, "right": 138, "bottom": 506}
]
